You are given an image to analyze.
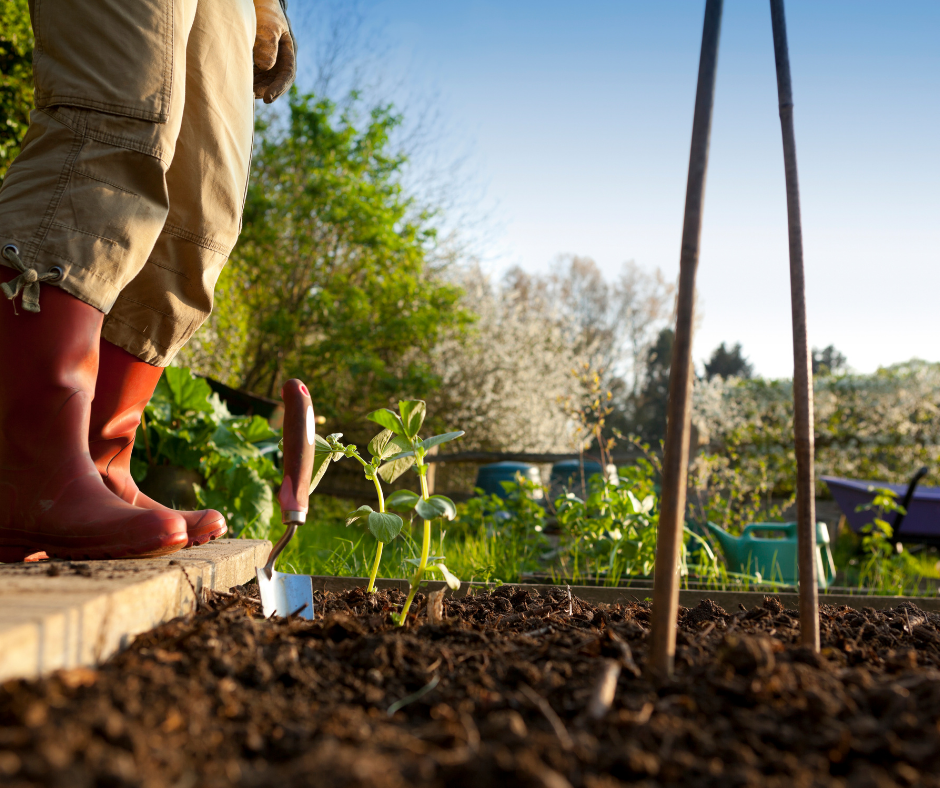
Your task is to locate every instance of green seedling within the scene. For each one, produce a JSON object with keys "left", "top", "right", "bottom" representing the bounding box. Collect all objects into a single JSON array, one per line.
[
  {"left": 367, "top": 400, "right": 464, "bottom": 625},
  {"left": 316, "top": 430, "right": 406, "bottom": 593}
]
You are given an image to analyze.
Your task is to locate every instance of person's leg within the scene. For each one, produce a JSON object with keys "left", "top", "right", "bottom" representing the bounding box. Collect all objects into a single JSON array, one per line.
[
  {"left": 89, "top": 339, "right": 227, "bottom": 546},
  {"left": 0, "top": 0, "right": 201, "bottom": 561},
  {"left": 100, "top": 0, "right": 256, "bottom": 365},
  {"left": 88, "top": 0, "right": 255, "bottom": 543},
  {"left": 0, "top": 271, "right": 188, "bottom": 561},
  {"left": 0, "top": 0, "right": 199, "bottom": 314}
]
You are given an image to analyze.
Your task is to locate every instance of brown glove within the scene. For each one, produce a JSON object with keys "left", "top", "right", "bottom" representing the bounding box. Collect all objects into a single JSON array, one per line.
[{"left": 253, "top": 0, "right": 296, "bottom": 103}]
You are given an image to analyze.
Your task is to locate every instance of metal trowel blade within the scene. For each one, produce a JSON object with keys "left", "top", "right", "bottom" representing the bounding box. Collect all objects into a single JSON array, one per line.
[{"left": 256, "top": 568, "right": 315, "bottom": 619}]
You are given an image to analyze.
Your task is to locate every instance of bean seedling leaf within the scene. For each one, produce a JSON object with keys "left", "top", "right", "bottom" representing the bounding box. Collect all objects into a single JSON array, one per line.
[
  {"left": 367, "top": 408, "right": 405, "bottom": 435},
  {"left": 428, "top": 495, "right": 457, "bottom": 520},
  {"left": 399, "top": 400, "right": 426, "bottom": 438},
  {"left": 368, "top": 511, "right": 403, "bottom": 543},
  {"left": 367, "top": 429, "right": 397, "bottom": 461},
  {"left": 345, "top": 504, "right": 373, "bottom": 526},
  {"left": 311, "top": 448, "right": 332, "bottom": 492},
  {"left": 419, "top": 431, "right": 465, "bottom": 452},
  {"left": 378, "top": 438, "right": 416, "bottom": 483},
  {"left": 309, "top": 434, "right": 337, "bottom": 493},
  {"left": 386, "top": 489, "right": 420, "bottom": 511},
  {"left": 415, "top": 497, "right": 451, "bottom": 521}
]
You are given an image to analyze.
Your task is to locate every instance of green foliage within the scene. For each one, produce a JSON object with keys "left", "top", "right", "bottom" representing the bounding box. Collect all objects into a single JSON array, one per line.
[
  {"left": 633, "top": 327, "right": 674, "bottom": 442},
  {"left": 364, "top": 401, "right": 464, "bottom": 622},
  {"left": 694, "top": 361, "right": 940, "bottom": 500},
  {"left": 690, "top": 447, "right": 793, "bottom": 536},
  {"left": 704, "top": 342, "right": 753, "bottom": 381},
  {"left": 0, "top": 0, "right": 33, "bottom": 186},
  {"left": 812, "top": 345, "right": 847, "bottom": 376},
  {"left": 554, "top": 463, "right": 659, "bottom": 585},
  {"left": 194, "top": 91, "right": 470, "bottom": 419},
  {"left": 853, "top": 487, "right": 913, "bottom": 594},
  {"left": 398, "top": 400, "right": 426, "bottom": 438},
  {"left": 368, "top": 408, "right": 406, "bottom": 436},
  {"left": 386, "top": 489, "right": 421, "bottom": 510},
  {"left": 321, "top": 401, "right": 461, "bottom": 598},
  {"left": 368, "top": 511, "right": 404, "bottom": 543},
  {"left": 133, "top": 367, "right": 281, "bottom": 536},
  {"left": 344, "top": 505, "right": 374, "bottom": 527},
  {"left": 451, "top": 475, "right": 549, "bottom": 584}
]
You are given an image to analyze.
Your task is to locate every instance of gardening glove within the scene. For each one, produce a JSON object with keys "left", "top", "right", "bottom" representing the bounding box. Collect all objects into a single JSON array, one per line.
[{"left": 253, "top": 0, "right": 296, "bottom": 103}]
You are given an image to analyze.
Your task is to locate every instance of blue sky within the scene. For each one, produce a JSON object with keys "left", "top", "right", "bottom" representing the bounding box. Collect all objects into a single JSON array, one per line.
[{"left": 306, "top": 1, "right": 940, "bottom": 378}]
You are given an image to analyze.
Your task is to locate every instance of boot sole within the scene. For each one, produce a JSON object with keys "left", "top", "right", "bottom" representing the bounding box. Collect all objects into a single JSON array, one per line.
[
  {"left": 46, "top": 541, "right": 186, "bottom": 561},
  {"left": 0, "top": 535, "right": 186, "bottom": 563},
  {"left": 1, "top": 530, "right": 224, "bottom": 562},
  {"left": 185, "top": 526, "right": 227, "bottom": 549},
  {"left": 0, "top": 547, "right": 48, "bottom": 563}
]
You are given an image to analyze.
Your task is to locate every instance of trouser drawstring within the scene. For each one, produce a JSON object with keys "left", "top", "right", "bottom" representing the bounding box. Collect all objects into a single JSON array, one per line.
[{"left": 1, "top": 245, "right": 62, "bottom": 314}]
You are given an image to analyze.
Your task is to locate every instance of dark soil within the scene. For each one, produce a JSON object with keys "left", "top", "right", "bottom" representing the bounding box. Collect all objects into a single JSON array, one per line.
[{"left": 4, "top": 585, "right": 940, "bottom": 788}]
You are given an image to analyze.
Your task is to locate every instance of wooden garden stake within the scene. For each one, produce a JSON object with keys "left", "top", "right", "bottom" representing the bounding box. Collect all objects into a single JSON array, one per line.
[
  {"left": 649, "top": 0, "right": 723, "bottom": 680},
  {"left": 770, "top": 0, "right": 820, "bottom": 651}
]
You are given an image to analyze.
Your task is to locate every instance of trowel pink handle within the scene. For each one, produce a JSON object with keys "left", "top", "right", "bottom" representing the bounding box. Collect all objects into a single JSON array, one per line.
[{"left": 278, "top": 379, "right": 316, "bottom": 524}]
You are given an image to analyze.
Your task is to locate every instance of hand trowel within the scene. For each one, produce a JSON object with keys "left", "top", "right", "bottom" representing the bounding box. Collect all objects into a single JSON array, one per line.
[{"left": 256, "top": 379, "right": 317, "bottom": 619}]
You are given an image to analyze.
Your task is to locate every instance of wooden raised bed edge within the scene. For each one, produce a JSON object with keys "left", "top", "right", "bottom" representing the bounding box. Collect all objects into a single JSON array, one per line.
[{"left": 302, "top": 575, "right": 940, "bottom": 613}]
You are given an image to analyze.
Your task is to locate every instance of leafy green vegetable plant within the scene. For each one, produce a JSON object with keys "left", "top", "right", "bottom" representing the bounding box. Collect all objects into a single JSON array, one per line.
[
  {"left": 452, "top": 474, "right": 549, "bottom": 583},
  {"left": 853, "top": 487, "right": 917, "bottom": 594},
  {"left": 553, "top": 459, "right": 721, "bottom": 588},
  {"left": 554, "top": 463, "right": 658, "bottom": 586},
  {"left": 133, "top": 367, "right": 281, "bottom": 535},
  {"left": 366, "top": 400, "right": 464, "bottom": 625}
]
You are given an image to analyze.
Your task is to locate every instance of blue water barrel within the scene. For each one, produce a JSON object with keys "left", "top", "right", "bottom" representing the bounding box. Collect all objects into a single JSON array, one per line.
[
  {"left": 549, "top": 459, "right": 605, "bottom": 500},
  {"left": 474, "top": 462, "right": 541, "bottom": 499}
]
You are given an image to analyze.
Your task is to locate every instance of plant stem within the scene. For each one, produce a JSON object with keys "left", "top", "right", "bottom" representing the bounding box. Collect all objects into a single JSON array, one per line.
[
  {"left": 366, "top": 474, "right": 386, "bottom": 593},
  {"left": 397, "top": 470, "right": 431, "bottom": 625},
  {"left": 367, "top": 541, "right": 383, "bottom": 593}
]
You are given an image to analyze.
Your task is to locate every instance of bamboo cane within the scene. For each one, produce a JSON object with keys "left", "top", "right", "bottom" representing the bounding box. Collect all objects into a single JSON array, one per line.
[
  {"left": 648, "top": 0, "right": 724, "bottom": 680},
  {"left": 770, "top": 0, "right": 820, "bottom": 651}
]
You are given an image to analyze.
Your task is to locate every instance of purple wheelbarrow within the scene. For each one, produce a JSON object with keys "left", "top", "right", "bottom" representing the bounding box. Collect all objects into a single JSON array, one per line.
[{"left": 822, "top": 468, "right": 940, "bottom": 544}]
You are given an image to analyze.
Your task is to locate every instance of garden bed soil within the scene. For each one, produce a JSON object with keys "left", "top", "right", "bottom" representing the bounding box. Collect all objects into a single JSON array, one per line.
[{"left": 4, "top": 585, "right": 940, "bottom": 787}]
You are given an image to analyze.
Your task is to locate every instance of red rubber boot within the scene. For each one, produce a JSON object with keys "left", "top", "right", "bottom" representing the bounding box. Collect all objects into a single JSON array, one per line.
[
  {"left": 88, "top": 340, "right": 227, "bottom": 547},
  {"left": 0, "top": 272, "right": 189, "bottom": 562}
]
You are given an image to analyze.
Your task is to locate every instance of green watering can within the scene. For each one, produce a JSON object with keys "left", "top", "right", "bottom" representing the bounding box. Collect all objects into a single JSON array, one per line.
[{"left": 703, "top": 521, "right": 837, "bottom": 589}]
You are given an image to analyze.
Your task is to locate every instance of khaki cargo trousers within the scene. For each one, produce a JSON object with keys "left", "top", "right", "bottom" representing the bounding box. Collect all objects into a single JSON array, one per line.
[{"left": 0, "top": 0, "right": 255, "bottom": 366}]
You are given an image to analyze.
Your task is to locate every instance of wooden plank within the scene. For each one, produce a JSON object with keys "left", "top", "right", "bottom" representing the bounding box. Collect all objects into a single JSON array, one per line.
[
  {"left": 0, "top": 539, "right": 269, "bottom": 681},
  {"left": 306, "top": 575, "right": 940, "bottom": 613}
]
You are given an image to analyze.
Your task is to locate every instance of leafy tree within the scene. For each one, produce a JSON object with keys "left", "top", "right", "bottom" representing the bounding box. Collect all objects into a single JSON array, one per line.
[
  {"left": 704, "top": 342, "right": 753, "bottom": 380},
  {"left": 634, "top": 327, "right": 674, "bottom": 441},
  {"left": 427, "top": 265, "right": 584, "bottom": 453},
  {"left": 501, "top": 255, "right": 674, "bottom": 399},
  {"left": 812, "top": 344, "right": 847, "bottom": 376},
  {"left": 0, "top": 0, "right": 33, "bottom": 186},
  {"left": 693, "top": 359, "right": 940, "bottom": 498},
  {"left": 181, "top": 91, "right": 469, "bottom": 424}
]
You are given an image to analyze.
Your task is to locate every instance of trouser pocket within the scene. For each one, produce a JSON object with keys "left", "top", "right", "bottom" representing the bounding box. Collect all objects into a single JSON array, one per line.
[{"left": 30, "top": 0, "right": 174, "bottom": 122}]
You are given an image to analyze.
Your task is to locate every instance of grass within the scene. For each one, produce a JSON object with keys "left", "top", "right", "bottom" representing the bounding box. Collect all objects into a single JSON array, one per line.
[
  {"left": 243, "top": 495, "right": 547, "bottom": 586},
  {"left": 830, "top": 523, "right": 940, "bottom": 597},
  {"left": 240, "top": 495, "right": 940, "bottom": 598}
]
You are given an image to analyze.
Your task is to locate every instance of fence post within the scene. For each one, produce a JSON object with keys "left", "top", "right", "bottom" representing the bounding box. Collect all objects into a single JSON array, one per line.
[
  {"left": 769, "top": 0, "right": 819, "bottom": 651},
  {"left": 649, "top": 0, "right": 724, "bottom": 680}
]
